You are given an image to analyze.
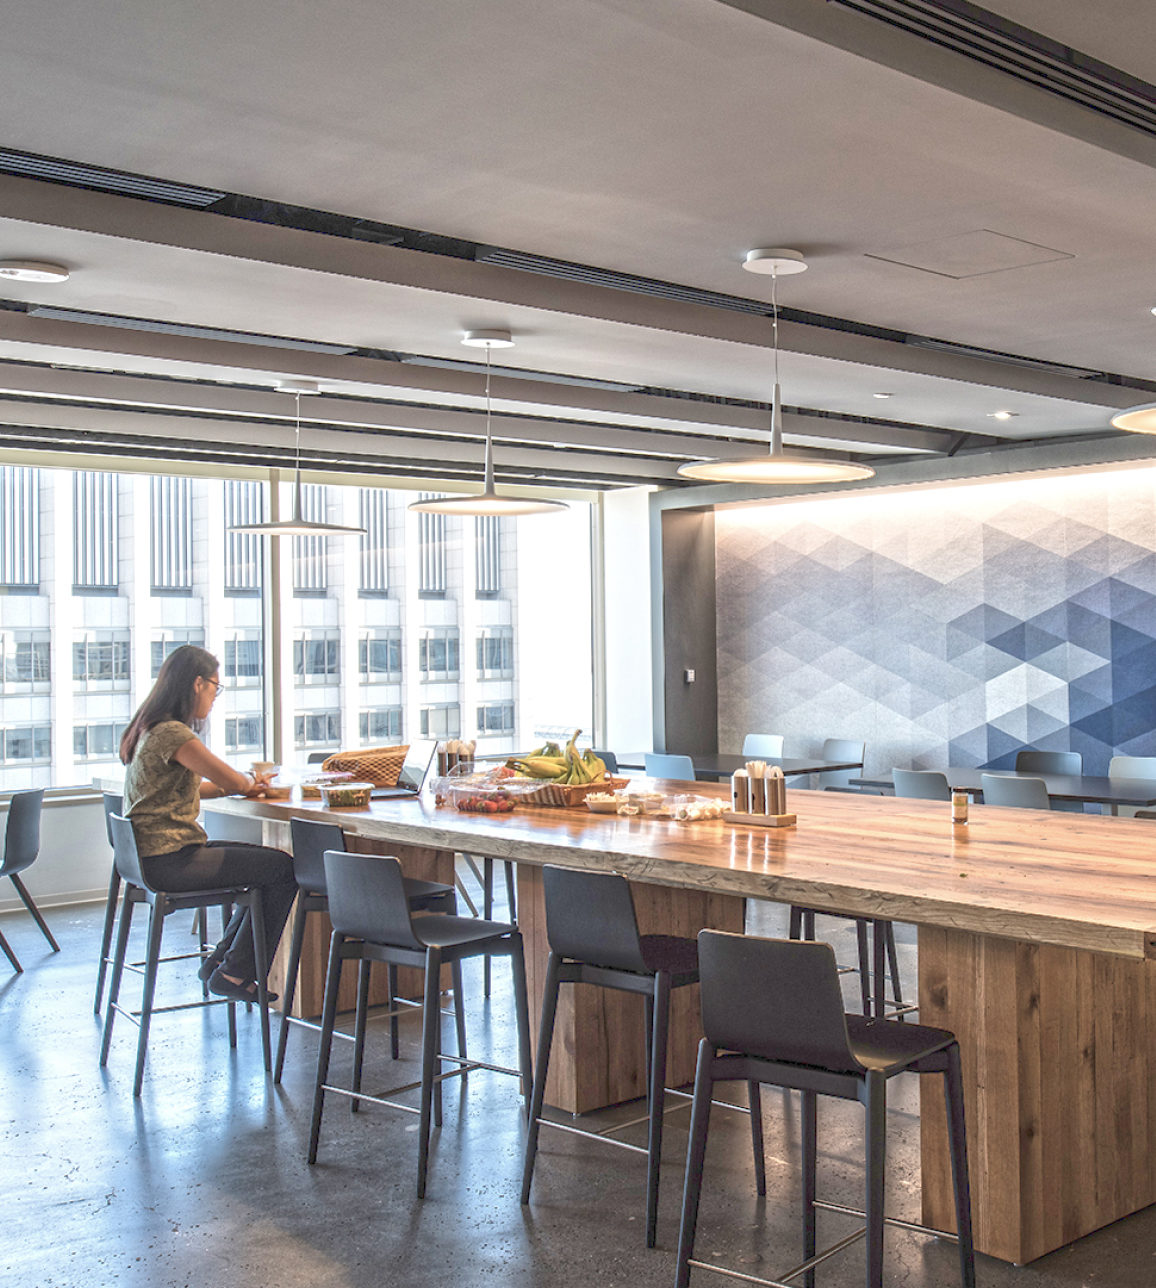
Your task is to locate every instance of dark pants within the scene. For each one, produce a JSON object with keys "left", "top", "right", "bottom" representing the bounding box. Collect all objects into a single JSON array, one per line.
[{"left": 142, "top": 841, "right": 297, "bottom": 982}]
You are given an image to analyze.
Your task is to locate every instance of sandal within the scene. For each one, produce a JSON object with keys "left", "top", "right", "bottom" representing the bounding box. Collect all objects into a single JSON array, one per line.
[
  {"left": 198, "top": 947, "right": 227, "bottom": 982},
  {"left": 208, "top": 968, "right": 279, "bottom": 1005}
]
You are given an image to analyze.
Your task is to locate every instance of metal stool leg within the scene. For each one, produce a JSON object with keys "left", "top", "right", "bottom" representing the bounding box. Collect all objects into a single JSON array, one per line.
[
  {"left": 645, "top": 971, "right": 672, "bottom": 1248},
  {"left": 351, "top": 959, "right": 371, "bottom": 1112},
  {"left": 100, "top": 892, "right": 135, "bottom": 1065},
  {"left": 520, "top": 951, "right": 561, "bottom": 1201},
  {"left": 451, "top": 958, "right": 468, "bottom": 1063},
  {"left": 94, "top": 865, "right": 121, "bottom": 1012},
  {"left": 885, "top": 922, "right": 906, "bottom": 1020},
  {"left": 249, "top": 889, "right": 271, "bottom": 1074},
  {"left": 865, "top": 1071, "right": 887, "bottom": 1288},
  {"left": 0, "top": 926, "right": 21, "bottom": 973},
  {"left": 10, "top": 874, "right": 59, "bottom": 952},
  {"left": 509, "top": 932, "right": 533, "bottom": 1111},
  {"left": 274, "top": 896, "right": 309, "bottom": 1083},
  {"left": 307, "top": 933, "right": 345, "bottom": 1164},
  {"left": 802, "top": 1088, "right": 818, "bottom": 1288},
  {"left": 223, "top": 903, "right": 237, "bottom": 1049},
  {"left": 482, "top": 857, "right": 494, "bottom": 997},
  {"left": 749, "top": 1081, "right": 766, "bottom": 1196},
  {"left": 388, "top": 963, "right": 400, "bottom": 1059},
  {"left": 133, "top": 897, "right": 167, "bottom": 1097},
  {"left": 855, "top": 920, "right": 872, "bottom": 1015},
  {"left": 417, "top": 946, "right": 444, "bottom": 1199},
  {"left": 674, "top": 1041, "right": 714, "bottom": 1288},
  {"left": 944, "top": 1045, "right": 976, "bottom": 1288}
]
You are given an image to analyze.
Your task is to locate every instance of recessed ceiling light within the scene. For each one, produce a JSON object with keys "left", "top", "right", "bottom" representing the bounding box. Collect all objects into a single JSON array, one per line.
[
  {"left": 0, "top": 259, "right": 70, "bottom": 283},
  {"left": 1150, "top": 306, "right": 1156, "bottom": 317},
  {"left": 987, "top": 410, "right": 1018, "bottom": 420},
  {"left": 741, "top": 248, "right": 808, "bottom": 276},
  {"left": 872, "top": 392, "right": 893, "bottom": 399},
  {"left": 460, "top": 328, "right": 515, "bottom": 349}
]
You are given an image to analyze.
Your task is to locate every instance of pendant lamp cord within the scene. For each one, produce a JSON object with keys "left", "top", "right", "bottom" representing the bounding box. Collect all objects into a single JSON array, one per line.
[
  {"left": 482, "top": 342, "right": 495, "bottom": 493},
  {"left": 769, "top": 268, "right": 784, "bottom": 454}
]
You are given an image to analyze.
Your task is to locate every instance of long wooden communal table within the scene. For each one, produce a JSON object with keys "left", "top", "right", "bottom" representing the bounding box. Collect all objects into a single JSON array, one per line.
[{"left": 207, "top": 787, "right": 1156, "bottom": 1265}]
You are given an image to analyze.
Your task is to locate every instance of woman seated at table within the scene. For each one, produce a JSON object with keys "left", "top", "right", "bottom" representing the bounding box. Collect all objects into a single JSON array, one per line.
[{"left": 120, "top": 644, "right": 297, "bottom": 1002}]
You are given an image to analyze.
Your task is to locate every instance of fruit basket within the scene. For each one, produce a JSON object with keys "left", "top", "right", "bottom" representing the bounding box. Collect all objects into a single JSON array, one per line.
[{"left": 520, "top": 776, "right": 630, "bottom": 808}]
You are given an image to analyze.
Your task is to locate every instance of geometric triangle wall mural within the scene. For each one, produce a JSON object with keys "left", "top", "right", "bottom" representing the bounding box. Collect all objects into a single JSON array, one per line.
[{"left": 715, "top": 469, "right": 1156, "bottom": 775}]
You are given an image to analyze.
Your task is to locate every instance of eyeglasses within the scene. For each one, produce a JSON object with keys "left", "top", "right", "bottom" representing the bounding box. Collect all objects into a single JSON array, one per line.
[{"left": 205, "top": 677, "right": 226, "bottom": 696}]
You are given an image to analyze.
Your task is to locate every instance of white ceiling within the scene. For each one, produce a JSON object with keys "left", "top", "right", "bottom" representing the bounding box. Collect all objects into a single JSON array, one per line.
[{"left": 0, "top": 0, "right": 1154, "bottom": 490}]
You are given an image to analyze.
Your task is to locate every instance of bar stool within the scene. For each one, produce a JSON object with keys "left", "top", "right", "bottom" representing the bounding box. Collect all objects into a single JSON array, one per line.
[
  {"left": 275, "top": 817, "right": 459, "bottom": 1082},
  {"left": 99, "top": 815, "right": 272, "bottom": 1096},
  {"left": 676, "top": 930, "right": 974, "bottom": 1288},
  {"left": 308, "top": 848, "right": 532, "bottom": 1199},
  {"left": 520, "top": 865, "right": 703, "bottom": 1248},
  {"left": 0, "top": 789, "right": 58, "bottom": 973}
]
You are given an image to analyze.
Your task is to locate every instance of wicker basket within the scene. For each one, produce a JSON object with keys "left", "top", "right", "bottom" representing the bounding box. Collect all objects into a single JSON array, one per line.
[
  {"left": 321, "top": 744, "right": 408, "bottom": 787},
  {"left": 520, "top": 776, "right": 629, "bottom": 808}
]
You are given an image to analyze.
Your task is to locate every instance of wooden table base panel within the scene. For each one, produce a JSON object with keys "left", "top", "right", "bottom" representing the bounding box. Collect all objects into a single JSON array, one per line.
[
  {"left": 517, "top": 864, "right": 744, "bottom": 1115},
  {"left": 919, "top": 926, "right": 1156, "bottom": 1263},
  {"left": 260, "top": 818, "right": 456, "bottom": 1016}
]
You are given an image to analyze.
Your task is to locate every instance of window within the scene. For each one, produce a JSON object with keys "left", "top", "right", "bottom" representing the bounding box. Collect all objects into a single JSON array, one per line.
[
  {"left": 475, "top": 515, "right": 502, "bottom": 596},
  {"left": 224, "top": 480, "right": 263, "bottom": 593},
  {"left": 1, "top": 726, "right": 51, "bottom": 763},
  {"left": 224, "top": 636, "right": 263, "bottom": 685},
  {"left": 294, "top": 635, "right": 340, "bottom": 682},
  {"left": 359, "top": 488, "right": 389, "bottom": 593},
  {"left": 360, "top": 707, "right": 402, "bottom": 743},
  {"left": 294, "top": 711, "right": 342, "bottom": 747},
  {"left": 419, "top": 628, "right": 460, "bottom": 681},
  {"left": 417, "top": 502, "right": 447, "bottom": 595},
  {"left": 477, "top": 702, "right": 515, "bottom": 734},
  {"left": 150, "top": 476, "right": 194, "bottom": 592},
  {"left": 151, "top": 630, "right": 206, "bottom": 677},
  {"left": 73, "top": 634, "right": 131, "bottom": 687},
  {"left": 0, "top": 634, "right": 50, "bottom": 688},
  {"left": 0, "top": 466, "right": 39, "bottom": 589},
  {"left": 476, "top": 627, "right": 514, "bottom": 677},
  {"left": 359, "top": 631, "right": 402, "bottom": 681},
  {"left": 226, "top": 715, "right": 264, "bottom": 752},
  {"left": 73, "top": 723, "right": 126, "bottom": 760},
  {"left": 293, "top": 485, "right": 329, "bottom": 593},
  {"left": 73, "top": 471, "right": 118, "bottom": 590},
  {"left": 420, "top": 704, "right": 460, "bottom": 739}
]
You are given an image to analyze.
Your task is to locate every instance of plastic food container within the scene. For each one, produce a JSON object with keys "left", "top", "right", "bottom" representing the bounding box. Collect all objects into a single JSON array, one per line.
[
  {"left": 447, "top": 783, "right": 523, "bottom": 813},
  {"left": 585, "top": 793, "right": 621, "bottom": 814},
  {"left": 319, "top": 781, "right": 375, "bottom": 809},
  {"left": 300, "top": 771, "right": 354, "bottom": 800}
]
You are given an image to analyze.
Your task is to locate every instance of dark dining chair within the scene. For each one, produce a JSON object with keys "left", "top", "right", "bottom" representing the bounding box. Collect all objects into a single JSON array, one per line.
[
  {"left": 0, "top": 789, "right": 56, "bottom": 974},
  {"left": 675, "top": 930, "right": 975, "bottom": 1288}
]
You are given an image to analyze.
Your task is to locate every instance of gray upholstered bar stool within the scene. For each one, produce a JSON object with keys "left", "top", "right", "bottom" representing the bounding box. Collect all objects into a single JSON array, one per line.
[
  {"left": 274, "top": 817, "right": 458, "bottom": 1083},
  {"left": 308, "top": 849, "right": 532, "bottom": 1199},
  {"left": 0, "top": 789, "right": 57, "bottom": 974},
  {"left": 676, "top": 930, "right": 975, "bottom": 1288},
  {"left": 99, "top": 814, "right": 272, "bottom": 1095},
  {"left": 520, "top": 865, "right": 705, "bottom": 1248}
]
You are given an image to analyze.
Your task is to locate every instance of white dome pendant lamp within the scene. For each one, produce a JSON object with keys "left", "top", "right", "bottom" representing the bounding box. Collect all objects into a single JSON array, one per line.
[
  {"left": 409, "top": 331, "right": 568, "bottom": 517},
  {"left": 678, "top": 250, "right": 875, "bottom": 485},
  {"left": 229, "top": 380, "right": 366, "bottom": 536}
]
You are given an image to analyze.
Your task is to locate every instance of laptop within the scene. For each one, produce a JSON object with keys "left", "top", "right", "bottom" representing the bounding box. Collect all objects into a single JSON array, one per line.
[{"left": 370, "top": 739, "right": 438, "bottom": 799}]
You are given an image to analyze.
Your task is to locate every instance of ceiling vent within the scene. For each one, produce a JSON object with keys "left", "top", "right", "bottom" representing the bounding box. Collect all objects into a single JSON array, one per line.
[
  {"left": 831, "top": 1, "right": 1156, "bottom": 137},
  {"left": 26, "top": 306, "right": 355, "bottom": 355},
  {"left": 0, "top": 148, "right": 226, "bottom": 207}
]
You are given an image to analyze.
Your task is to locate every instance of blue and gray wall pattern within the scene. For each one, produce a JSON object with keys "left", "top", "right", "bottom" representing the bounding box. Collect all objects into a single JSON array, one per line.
[{"left": 714, "top": 469, "right": 1156, "bottom": 776}]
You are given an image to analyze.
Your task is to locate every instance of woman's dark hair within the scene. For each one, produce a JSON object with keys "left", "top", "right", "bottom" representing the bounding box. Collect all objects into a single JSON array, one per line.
[{"left": 120, "top": 645, "right": 219, "bottom": 763}]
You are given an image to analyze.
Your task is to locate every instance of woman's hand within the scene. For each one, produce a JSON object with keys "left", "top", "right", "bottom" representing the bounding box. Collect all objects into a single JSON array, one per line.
[{"left": 174, "top": 737, "right": 262, "bottom": 797}]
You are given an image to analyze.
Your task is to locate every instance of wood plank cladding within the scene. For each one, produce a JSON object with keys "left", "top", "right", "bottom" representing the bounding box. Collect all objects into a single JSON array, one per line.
[{"left": 919, "top": 926, "right": 1156, "bottom": 1263}]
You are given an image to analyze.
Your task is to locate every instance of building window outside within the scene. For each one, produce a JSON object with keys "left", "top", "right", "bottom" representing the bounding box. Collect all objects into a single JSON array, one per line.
[
  {"left": 475, "top": 515, "right": 501, "bottom": 596},
  {"left": 294, "top": 634, "right": 340, "bottom": 683},
  {"left": 0, "top": 466, "right": 39, "bottom": 589},
  {"left": 226, "top": 715, "right": 264, "bottom": 752},
  {"left": 295, "top": 711, "right": 342, "bottom": 747},
  {"left": 359, "top": 488, "right": 389, "bottom": 593},
  {"left": 476, "top": 627, "right": 514, "bottom": 678},
  {"left": 0, "top": 633, "right": 50, "bottom": 689},
  {"left": 73, "top": 471, "right": 118, "bottom": 591},
  {"left": 224, "top": 480, "right": 264, "bottom": 593},
  {"left": 419, "top": 628, "right": 460, "bottom": 681},
  {"left": 359, "top": 631, "right": 402, "bottom": 681},
  {"left": 1, "top": 725, "right": 51, "bottom": 763},
  {"left": 150, "top": 476, "right": 194, "bottom": 592},
  {"left": 420, "top": 704, "right": 461, "bottom": 739},
  {"left": 417, "top": 502, "right": 447, "bottom": 596},
  {"left": 293, "top": 485, "right": 329, "bottom": 593},
  {"left": 477, "top": 702, "right": 515, "bottom": 735},
  {"left": 73, "top": 633, "right": 131, "bottom": 687},
  {"left": 151, "top": 630, "right": 207, "bottom": 677},
  {"left": 360, "top": 707, "right": 402, "bottom": 743},
  {"left": 224, "top": 636, "right": 263, "bottom": 686},
  {"left": 73, "top": 723, "right": 127, "bottom": 760}
]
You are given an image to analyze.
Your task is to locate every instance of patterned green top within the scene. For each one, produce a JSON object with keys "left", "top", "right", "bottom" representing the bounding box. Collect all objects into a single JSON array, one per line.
[{"left": 123, "top": 720, "right": 205, "bottom": 857}]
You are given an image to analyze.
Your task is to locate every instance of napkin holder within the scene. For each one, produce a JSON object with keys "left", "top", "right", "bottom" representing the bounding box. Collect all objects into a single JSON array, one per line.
[{"left": 725, "top": 764, "right": 796, "bottom": 827}]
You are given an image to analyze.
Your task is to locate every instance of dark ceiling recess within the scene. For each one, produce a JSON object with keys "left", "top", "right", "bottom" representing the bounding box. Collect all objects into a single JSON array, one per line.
[
  {"left": 831, "top": 0, "right": 1156, "bottom": 136},
  {"left": 1, "top": 141, "right": 1153, "bottom": 393}
]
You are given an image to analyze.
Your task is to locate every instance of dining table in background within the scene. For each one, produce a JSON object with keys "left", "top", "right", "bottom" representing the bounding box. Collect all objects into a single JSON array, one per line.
[
  {"left": 855, "top": 767, "right": 1156, "bottom": 812},
  {"left": 614, "top": 752, "right": 864, "bottom": 781},
  {"left": 207, "top": 784, "right": 1156, "bottom": 1266}
]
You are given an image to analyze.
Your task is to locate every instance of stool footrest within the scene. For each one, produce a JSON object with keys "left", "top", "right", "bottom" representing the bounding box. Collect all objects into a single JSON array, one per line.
[{"left": 689, "top": 1225, "right": 866, "bottom": 1287}]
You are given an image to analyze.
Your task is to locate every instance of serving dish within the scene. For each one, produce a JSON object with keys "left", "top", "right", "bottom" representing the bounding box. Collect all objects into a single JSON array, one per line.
[{"left": 319, "top": 781, "right": 375, "bottom": 809}]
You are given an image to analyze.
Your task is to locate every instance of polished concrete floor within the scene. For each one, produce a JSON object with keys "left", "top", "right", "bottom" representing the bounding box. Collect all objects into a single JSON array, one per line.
[{"left": 2, "top": 875, "right": 1153, "bottom": 1288}]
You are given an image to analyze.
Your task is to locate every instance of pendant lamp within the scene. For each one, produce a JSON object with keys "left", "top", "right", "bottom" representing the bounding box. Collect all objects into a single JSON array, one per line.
[
  {"left": 229, "top": 380, "right": 366, "bottom": 536},
  {"left": 409, "top": 331, "right": 568, "bottom": 517},
  {"left": 677, "top": 250, "right": 875, "bottom": 485},
  {"left": 1110, "top": 403, "right": 1156, "bottom": 434}
]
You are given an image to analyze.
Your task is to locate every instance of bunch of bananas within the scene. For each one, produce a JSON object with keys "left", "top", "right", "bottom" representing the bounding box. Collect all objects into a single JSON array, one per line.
[{"left": 508, "top": 730, "right": 608, "bottom": 785}]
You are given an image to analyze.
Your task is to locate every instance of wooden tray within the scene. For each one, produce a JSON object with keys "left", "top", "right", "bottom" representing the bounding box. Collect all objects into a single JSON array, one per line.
[
  {"left": 522, "top": 776, "right": 630, "bottom": 808},
  {"left": 723, "top": 810, "right": 797, "bottom": 828}
]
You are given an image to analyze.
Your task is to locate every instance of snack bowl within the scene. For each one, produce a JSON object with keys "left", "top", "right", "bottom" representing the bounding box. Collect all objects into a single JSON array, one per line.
[
  {"left": 319, "top": 781, "right": 375, "bottom": 809},
  {"left": 585, "top": 792, "right": 621, "bottom": 814}
]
